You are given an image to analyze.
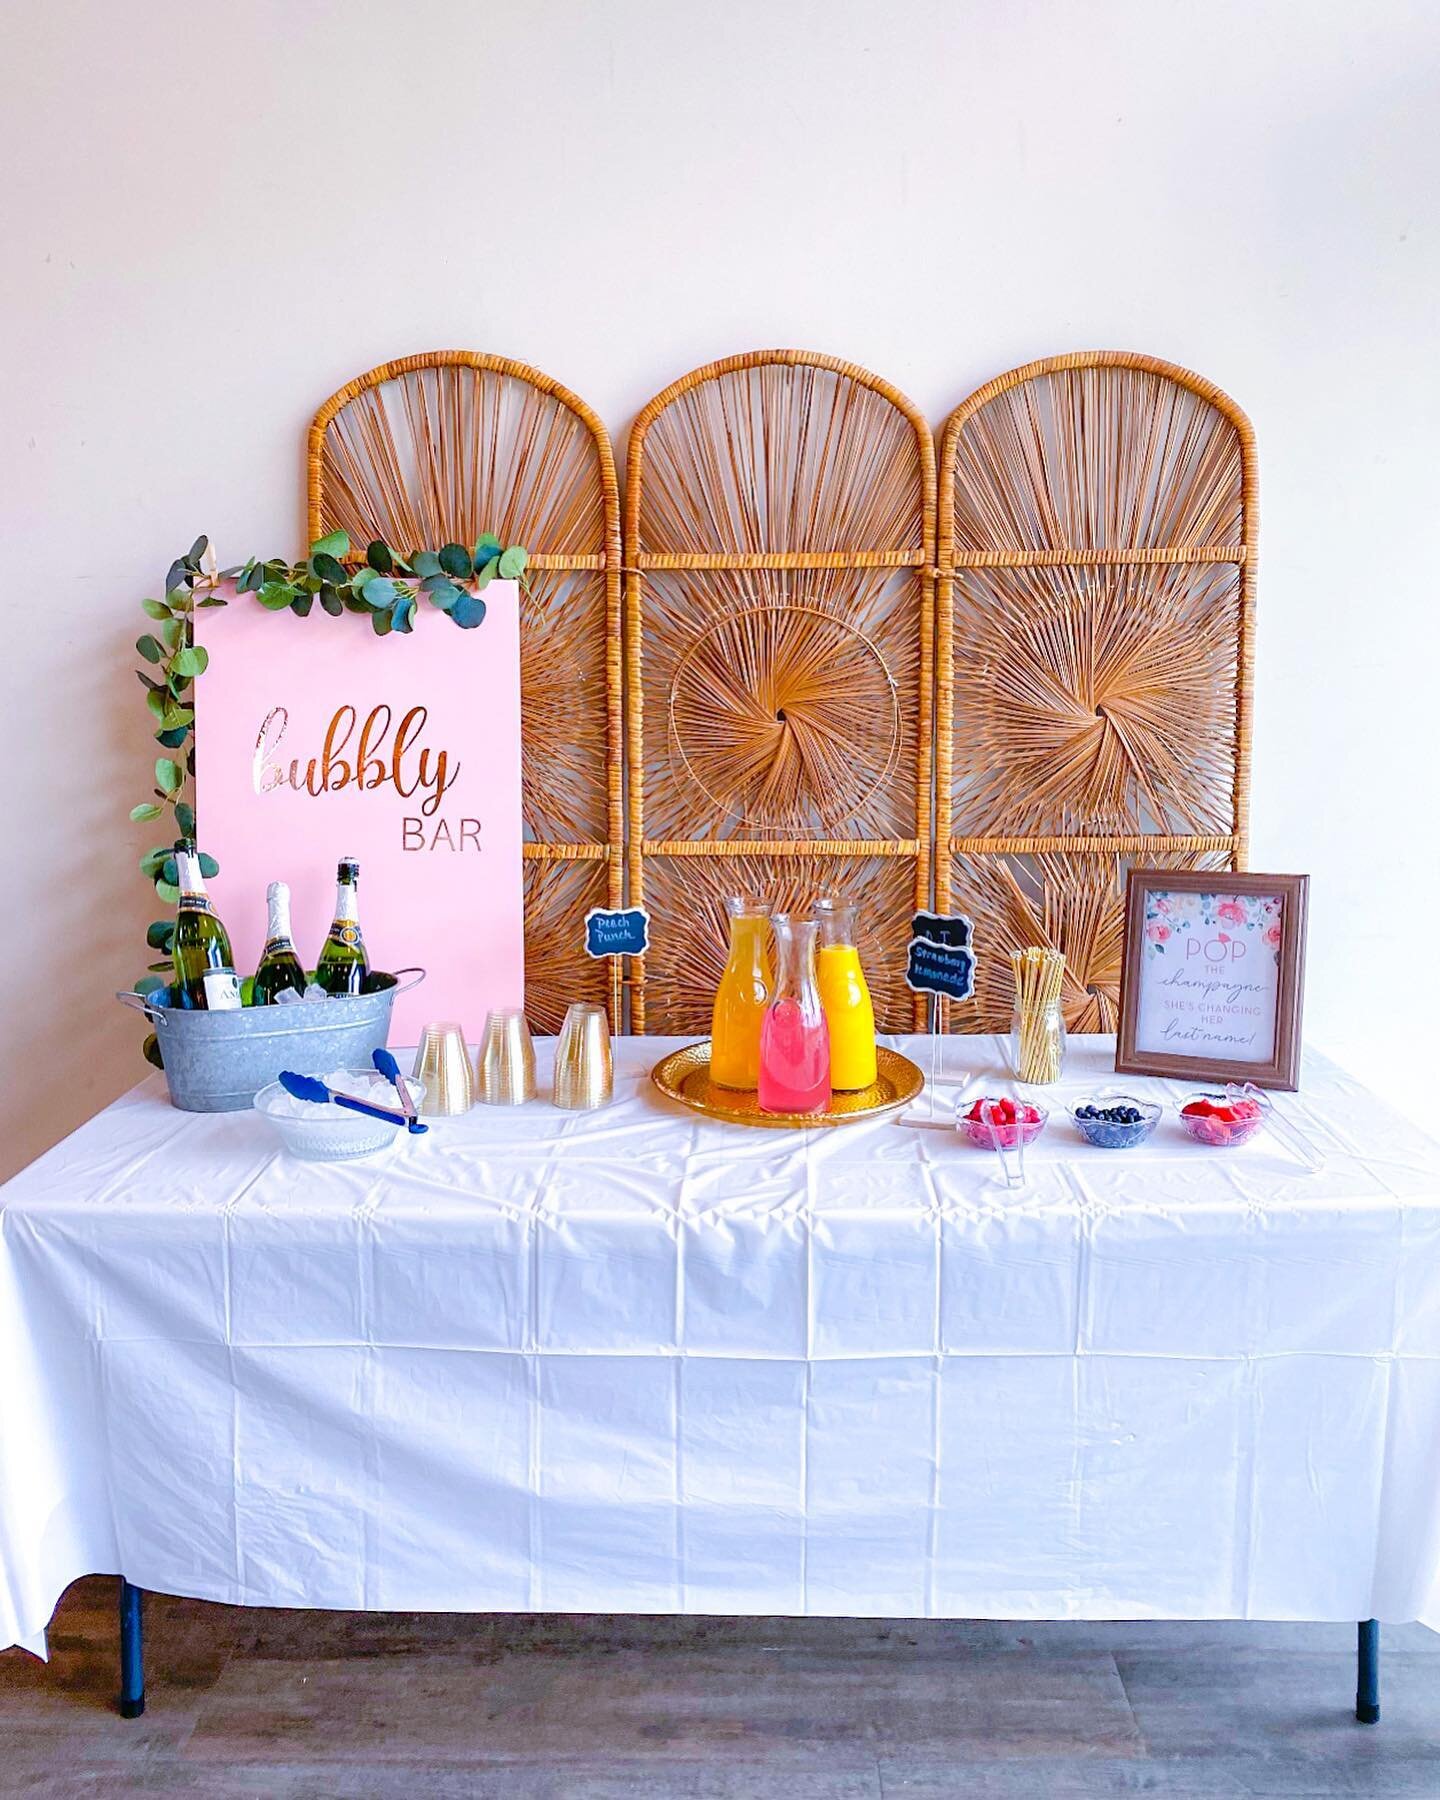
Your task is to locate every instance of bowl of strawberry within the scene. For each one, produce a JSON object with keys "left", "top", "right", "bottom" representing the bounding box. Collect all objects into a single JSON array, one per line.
[
  {"left": 957, "top": 1096, "right": 1047, "bottom": 1149},
  {"left": 1179, "top": 1093, "right": 1265, "bottom": 1147}
]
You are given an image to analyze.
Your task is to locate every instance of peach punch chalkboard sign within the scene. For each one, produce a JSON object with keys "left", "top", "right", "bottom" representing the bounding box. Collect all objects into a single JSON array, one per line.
[
  {"left": 1115, "top": 869, "right": 1309, "bottom": 1091},
  {"left": 193, "top": 581, "right": 525, "bottom": 1041}
]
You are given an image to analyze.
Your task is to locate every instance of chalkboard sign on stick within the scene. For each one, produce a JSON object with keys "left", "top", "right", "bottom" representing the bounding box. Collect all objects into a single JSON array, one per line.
[{"left": 584, "top": 906, "right": 651, "bottom": 960}]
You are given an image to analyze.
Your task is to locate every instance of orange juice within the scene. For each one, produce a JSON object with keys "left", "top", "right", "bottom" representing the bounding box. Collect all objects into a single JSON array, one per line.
[
  {"left": 815, "top": 900, "right": 876, "bottom": 1090},
  {"left": 710, "top": 900, "right": 772, "bottom": 1090}
]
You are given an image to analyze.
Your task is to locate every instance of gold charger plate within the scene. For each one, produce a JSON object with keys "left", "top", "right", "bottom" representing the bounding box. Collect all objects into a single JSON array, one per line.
[{"left": 650, "top": 1040, "right": 924, "bottom": 1129}]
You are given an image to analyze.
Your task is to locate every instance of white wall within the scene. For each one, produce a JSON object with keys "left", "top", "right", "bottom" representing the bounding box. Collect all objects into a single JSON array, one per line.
[{"left": 2, "top": 0, "right": 1437, "bottom": 1179}]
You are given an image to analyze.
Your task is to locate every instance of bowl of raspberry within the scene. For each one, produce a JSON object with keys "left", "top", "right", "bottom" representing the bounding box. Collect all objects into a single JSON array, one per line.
[
  {"left": 1178, "top": 1092, "right": 1265, "bottom": 1147},
  {"left": 957, "top": 1095, "right": 1047, "bottom": 1150}
]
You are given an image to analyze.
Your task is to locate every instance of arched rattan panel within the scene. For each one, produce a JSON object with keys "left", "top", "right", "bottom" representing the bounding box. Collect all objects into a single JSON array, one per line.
[
  {"left": 937, "top": 351, "right": 1257, "bottom": 1031},
  {"left": 625, "top": 350, "right": 935, "bottom": 1032},
  {"left": 308, "top": 352, "right": 622, "bottom": 1031}
]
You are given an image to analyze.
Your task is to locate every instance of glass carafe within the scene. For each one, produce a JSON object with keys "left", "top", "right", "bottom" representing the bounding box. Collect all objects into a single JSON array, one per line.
[
  {"left": 710, "top": 896, "right": 773, "bottom": 1091},
  {"left": 814, "top": 897, "right": 877, "bottom": 1091},
  {"left": 758, "top": 914, "right": 831, "bottom": 1114}
]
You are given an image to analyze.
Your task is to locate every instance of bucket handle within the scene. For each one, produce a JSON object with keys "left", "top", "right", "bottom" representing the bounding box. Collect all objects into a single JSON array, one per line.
[
  {"left": 115, "top": 990, "right": 169, "bottom": 1026},
  {"left": 389, "top": 967, "right": 426, "bottom": 995}
]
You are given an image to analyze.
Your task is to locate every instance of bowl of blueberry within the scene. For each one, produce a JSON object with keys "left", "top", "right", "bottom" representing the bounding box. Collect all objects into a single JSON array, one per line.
[
  {"left": 1069, "top": 1094, "right": 1162, "bottom": 1149},
  {"left": 957, "top": 1095, "right": 1047, "bottom": 1150},
  {"left": 1178, "top": 1093, "right": 1264, "bottom": 1147}
]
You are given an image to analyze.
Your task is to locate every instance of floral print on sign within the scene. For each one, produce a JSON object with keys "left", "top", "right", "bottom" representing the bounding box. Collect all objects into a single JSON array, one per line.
[{"left": 1143, "top": 890, "right": 1285, "bottom": 964}]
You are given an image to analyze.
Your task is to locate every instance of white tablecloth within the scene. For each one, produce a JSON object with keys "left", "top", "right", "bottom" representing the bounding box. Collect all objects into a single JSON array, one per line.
[{"left": 4, "top": 1035, "right": 1440, "bottom": 1655}]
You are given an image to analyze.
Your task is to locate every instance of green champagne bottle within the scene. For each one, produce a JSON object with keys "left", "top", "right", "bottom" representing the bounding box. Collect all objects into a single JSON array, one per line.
[
  {"left": 253, "top": 880, "right": 307, "bottom": 1005},
  {"left": 170, "top": 841, "right": 242, "bottom": 1011},
  {"left": 314, "top": 857, "right": 369, "bottom": 995}
]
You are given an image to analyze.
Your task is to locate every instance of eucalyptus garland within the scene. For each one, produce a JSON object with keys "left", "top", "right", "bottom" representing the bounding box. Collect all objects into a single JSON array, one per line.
[{"left": 130, "top": 529, "right": 528, "bottom": 1063}]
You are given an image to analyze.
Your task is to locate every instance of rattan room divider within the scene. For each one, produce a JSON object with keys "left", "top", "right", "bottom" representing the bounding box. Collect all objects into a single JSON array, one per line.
[
  {"left": 308, "top": 352, "right": 624, "bottom": 1031},
  {"left": 624, "top": 350, "right": 935, "bottom": 1032},
  {"left": 936, "top": 350, "right": 1256, "bottom": 1032}
]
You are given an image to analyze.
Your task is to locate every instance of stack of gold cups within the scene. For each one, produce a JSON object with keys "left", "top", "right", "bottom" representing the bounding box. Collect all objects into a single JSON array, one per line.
[
  {"left": 476, "top": 1008, "right": 536, "bottom": 1105},
  {"left": 412, "top": 1021, "right": 475, "bottom": 1115},
  {"left": 552, "top": 1002, "right": 613, "bottom": 1110}
]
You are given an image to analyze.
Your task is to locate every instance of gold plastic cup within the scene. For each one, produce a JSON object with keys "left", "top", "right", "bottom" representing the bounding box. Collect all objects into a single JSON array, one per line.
[
  {"left": 552, "top": 1002, "right": 613, "bottom": 1111},
  {"left": 476, "top": 1008, "right": 536, "bottom": 1105},
  {"left": 411, "top": 1021, "right": 475, "bottom": 1116}
]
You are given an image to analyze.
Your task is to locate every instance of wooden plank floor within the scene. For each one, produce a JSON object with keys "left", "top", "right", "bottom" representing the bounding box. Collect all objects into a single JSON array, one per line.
[{"left": 3, "top": 1579, "right": 1440, "bottom": 1796}]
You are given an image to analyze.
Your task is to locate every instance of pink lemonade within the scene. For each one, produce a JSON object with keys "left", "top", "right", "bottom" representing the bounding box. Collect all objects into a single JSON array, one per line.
[{"left": 758, "top": 997, "right": 831, "bottom": 1113}]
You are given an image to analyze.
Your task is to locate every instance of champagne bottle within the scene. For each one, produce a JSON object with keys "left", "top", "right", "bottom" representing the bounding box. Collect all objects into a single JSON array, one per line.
[
  {"left": 170, "top": 840, "right": 242, "bottom": 1011},
  {"left": 314, "top": 857, "right": 369, "bottom": 995},
  {"left": 253, "top": 881, "right": 307, "bottom": 1005}
]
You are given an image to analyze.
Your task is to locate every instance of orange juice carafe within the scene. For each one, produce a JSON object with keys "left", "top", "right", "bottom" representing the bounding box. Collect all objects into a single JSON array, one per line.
[
  {"left": 709, "top": 897, "right": 773, "bottom": 1090},
  {"left": 814, "top": 897, "right": 877, "bottom": 1091}
]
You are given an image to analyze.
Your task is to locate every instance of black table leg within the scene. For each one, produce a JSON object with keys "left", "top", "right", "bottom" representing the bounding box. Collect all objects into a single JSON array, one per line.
[
  {"left": 1356, "top": 1618, "right": 1379, "bottom": 1724},
  {"left": 118, "top": 1580, "right": 145, "bottom": 1718}
]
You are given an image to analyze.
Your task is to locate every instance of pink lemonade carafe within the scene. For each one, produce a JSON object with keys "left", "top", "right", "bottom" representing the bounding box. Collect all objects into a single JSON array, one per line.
[{"left": 757, "top": 914, "right": 831, "bottom": 1115}]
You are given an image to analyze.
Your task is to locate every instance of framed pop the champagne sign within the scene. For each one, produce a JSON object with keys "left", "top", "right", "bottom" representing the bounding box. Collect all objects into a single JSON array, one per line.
[{"left": 1115, "top": 869, "right": 1309, "bottom": 1091}]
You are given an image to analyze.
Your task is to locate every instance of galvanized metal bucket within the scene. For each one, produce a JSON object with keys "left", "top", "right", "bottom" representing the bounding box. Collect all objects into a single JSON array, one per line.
[{"left": 115, "top": 969, "right": 425, "bottom": 1113}]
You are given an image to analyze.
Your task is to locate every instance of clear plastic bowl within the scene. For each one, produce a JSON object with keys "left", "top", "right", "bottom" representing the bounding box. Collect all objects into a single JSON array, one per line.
[
  {"left": 253, "top": 1072, "right": 425, "bottom": 1161},
  {"left": 1068, "top": 1093, "right": 1162, "bottom": 1149},
  {"left": 956, "top": 1097, "right": 1048, "bottom": 1150},
  {"left": 1178, "top": 1092, "right": 1265, "bottom": 1148}
]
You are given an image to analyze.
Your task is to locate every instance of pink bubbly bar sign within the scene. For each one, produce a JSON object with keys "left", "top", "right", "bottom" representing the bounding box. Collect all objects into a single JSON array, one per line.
[{"left": 194, "top": 581, "right": 525, "bottom": 1042}]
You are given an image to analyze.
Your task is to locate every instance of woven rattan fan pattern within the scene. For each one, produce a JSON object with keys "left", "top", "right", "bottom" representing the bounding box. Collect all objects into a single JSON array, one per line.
[
  {"left": 308, "top": 352, "right": 622, "bottom": 1031},
  {"left": 626, "top": 351, "right": 935, "bottom": 1032},
  {"left": 938, "top": 352, "right": 1256, "bottom": 1031}
]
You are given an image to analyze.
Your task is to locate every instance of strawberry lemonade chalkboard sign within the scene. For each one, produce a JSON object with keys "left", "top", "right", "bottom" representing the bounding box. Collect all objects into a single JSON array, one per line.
[
  {"left": 1115, "top": 869, "right": 1309, "bottom": 1091},
  {"left": 193, "top": 581, "right": 525, "bottom": 1040}
]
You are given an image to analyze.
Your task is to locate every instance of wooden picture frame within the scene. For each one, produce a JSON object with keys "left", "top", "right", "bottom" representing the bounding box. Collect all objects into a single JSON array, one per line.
[{"left": 1116, "top": 869, "right": 1308, "bottom": 1090}]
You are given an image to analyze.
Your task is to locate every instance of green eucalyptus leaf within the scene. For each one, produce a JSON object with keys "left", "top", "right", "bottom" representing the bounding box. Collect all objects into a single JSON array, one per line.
[
  {"left": 165, "top": 560, "right": 189, "bottom": 595},
  {"left": 136, "top": 634, "right": 163, "bottom": 663},
  {"left": 198, "top": 852, "right": 219, "bottom": 878},
  {"left": 392, "top": 595, "right": 417, "bottom": 633},
  {"left": 146, "top": 919, "right": 175, "bottom": 951},
  {"left": 141, "top": 598, "right": 172, "bottom": 620},
  {"left": 130, "top": 801, "right": 164, "bottom": 822},
  {"left": 362, "top": 578, "right": 397, "bottom": 609},
  {"left": 475, "top": 531, "right": 501, "bottom": 555},
  {"left": 137, "top": 669, "right": 163, "bottom": 692},
  {"left": 351, "top": 565, "right": 377, "bottom": 591},
  {"left": 371, "top": 607, "right": 393, "bottom": 637},
  {"left": 140, "top": 846, "right": 168, "bottom": 877},
  {"left": 175, "top": 802, "right": 196, "bottom": 837},
  {"left": 438, "top": 542, "right": 472, "bottom": 578},
  {"left": 425, "top": 579, "right": 460, "bottom": 612},
  {"left": 320, "top": 590, "right": 344, "bottom": 617},
  {"left": 196, "top": 596, "right": 227, "bottom": 608},
  {"left": 145, "top": 688, "right": 167, "bottom": 720},
  {"left": 474, "top": 561, "right": 496, "bottom": 591},
  {"left": 143, "top": 1033, "right": 164, "bottom": 1069},
  {"left": 366, "top": 540, "right": 393, "bottom": 574},
  {"left": 310, "top": 529, "right": 350, "bottom": 560},
  {"left": 155, "top": 756, "right": 183, "bottom": 794},
  {"left": 236, "top": 561, "right": 263, "bottom": 594},
  {"left": 312, "top": 551, "right": 347, "bottom": 584},
  {"left": 410, "top": 550, "right": 442, "bottom": 579},
  {"left": 161, "top": 855, "right": 179, "bottom": 886},
  {"left": 154, "top": 880, "right": 181, "bottom": 905},
  {"left": 136, "top": 974, "right": 168, "bottom": 997},
  {"left": 161, "top": 616, "right": 184, "bottom": 649},
  {"left": 291, "top": 593, "right": 314, "bottom": 618},
  {"left": 451, "top": 591, "right": 487, "bottom": 629},
  {"left": 257, "top": 581, "right": 295, "bottom": 610},
  {"left": 188, "top": 535, "right": 209, "bottom": 563},
  {"left": 497, "top": 545, "right": 528, "bottom": 580},
  {"left": 156, "top": 726, "right": 189, "bottom": 749},
  {"left": 161, "top": 703, "right": 194, "bottom": 730}
]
